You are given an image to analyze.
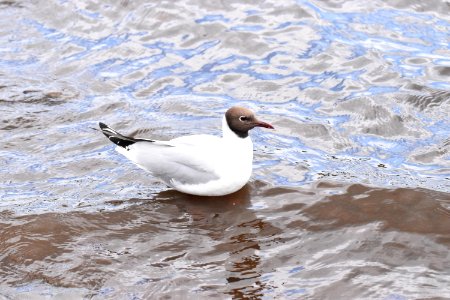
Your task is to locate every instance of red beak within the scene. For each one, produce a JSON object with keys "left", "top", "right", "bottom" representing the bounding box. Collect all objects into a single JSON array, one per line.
[{"left": 255, "top": 120, "right": 274, "bottom": 129}]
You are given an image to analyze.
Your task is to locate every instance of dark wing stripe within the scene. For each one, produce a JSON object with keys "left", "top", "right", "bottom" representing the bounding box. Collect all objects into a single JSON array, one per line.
[
  {"left": 134, "top": 138, "right": 155, "bottom": 143},
  {"left": 103, "top": 128, "right": 117, "bottom": 135},
  {"left": 109, "top": 136, "right": 136, "bottom": 148},
  {"left": 99, "top": 122, "right": 154, "bottom": 148}
]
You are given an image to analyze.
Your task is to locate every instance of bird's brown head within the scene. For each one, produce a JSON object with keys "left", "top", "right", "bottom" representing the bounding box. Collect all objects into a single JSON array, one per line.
[{"left": 225, "top": 106, "right": 274, "bottom": 138}]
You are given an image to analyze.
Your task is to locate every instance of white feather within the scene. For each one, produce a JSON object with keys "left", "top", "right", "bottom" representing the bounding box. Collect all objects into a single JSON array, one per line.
[{"left": 116, "top": 116, "right": 253, "bottom": 196}]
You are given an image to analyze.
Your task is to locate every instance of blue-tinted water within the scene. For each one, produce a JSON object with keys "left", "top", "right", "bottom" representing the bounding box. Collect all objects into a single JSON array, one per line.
[{"left": 0, "top": 0, "right": 449, "bottom": 298}]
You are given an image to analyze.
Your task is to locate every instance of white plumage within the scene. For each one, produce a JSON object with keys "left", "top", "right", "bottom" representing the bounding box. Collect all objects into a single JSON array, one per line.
[{"left": 100, "top": 106, "right": 273, "bottom": 196}]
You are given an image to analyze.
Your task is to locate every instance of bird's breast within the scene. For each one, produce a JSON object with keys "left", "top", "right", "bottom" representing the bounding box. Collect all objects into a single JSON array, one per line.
[{"left": 217, "top": 138, "right": 253, "bottom": 182}]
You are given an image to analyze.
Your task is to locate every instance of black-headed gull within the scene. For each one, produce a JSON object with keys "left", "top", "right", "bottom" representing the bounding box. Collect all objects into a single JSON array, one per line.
[{"left": 99, "top": 106, "right": 274, "bottom": 196}]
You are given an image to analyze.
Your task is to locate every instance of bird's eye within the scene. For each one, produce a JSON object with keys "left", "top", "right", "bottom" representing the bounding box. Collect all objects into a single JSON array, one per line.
[{"left": 239, "top": 116, "right": 248, "bottom": 122}]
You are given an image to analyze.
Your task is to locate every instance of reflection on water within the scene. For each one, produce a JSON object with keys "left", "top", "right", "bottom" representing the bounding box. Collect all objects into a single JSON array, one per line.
[
  {"left": 1, "top": 182, "right": 449, "bottom": 298},
  {"left": 1, "top": 0, "right": 449, "bottom": 298}
]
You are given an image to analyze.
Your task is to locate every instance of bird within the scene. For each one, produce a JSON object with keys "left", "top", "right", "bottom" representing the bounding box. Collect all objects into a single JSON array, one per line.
[{"left": 99, "top": 106, "right": 274, "bottom": 196}]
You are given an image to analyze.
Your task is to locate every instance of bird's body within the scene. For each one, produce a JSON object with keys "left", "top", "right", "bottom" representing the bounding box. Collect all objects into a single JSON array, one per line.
[{"left": 100, "top": 106, "right": 273, "bottom": 196}]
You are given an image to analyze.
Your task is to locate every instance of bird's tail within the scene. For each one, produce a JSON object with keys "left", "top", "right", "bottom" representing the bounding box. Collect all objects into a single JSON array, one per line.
[{"left": 99, "top": 122, "right": 154, "bottom": 149}]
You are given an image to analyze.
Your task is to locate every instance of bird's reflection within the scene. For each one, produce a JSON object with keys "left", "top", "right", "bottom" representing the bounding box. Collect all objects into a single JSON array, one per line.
[
  {"left": 152, "top": 184, "right": 275, "bottom": 298},
  {"left": 0, "top": 184, "right": 279, "bottom": 299}
]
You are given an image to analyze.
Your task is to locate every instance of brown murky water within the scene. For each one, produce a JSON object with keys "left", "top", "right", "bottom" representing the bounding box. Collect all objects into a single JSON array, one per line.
[
  {"left": 2, "top": 182, "right": 449, "bottom": 298},
  {"left": 1, "top": 0, "right": 449, "bottom": 298}
]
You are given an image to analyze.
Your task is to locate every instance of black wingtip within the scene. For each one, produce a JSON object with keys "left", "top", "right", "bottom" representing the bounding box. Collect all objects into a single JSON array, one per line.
[
  {"left": 99, "top": 122, "right": 119, "bottom": 140},
  {"left": 99, "top": 122, "right": 108, "bottom": 130},
  {"left": 109, "top": 136, "right": 136, "bottom": 148},
  {"left": 98, "top": 123, "right": 137, "bottom": 148}
]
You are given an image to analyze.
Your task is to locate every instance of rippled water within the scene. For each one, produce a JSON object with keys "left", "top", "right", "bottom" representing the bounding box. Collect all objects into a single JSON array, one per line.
[{"left": 1, "top": 0, "right": 449, "bottom": 298}]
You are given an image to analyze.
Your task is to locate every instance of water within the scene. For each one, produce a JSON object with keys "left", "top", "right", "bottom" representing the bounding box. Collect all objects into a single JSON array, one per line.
[{"left": 1, "top": 0, "right": 449, "bottom": 298}]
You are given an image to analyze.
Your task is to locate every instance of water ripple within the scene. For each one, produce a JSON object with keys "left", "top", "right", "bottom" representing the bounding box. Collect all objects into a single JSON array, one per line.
[{"left": 0, "top": 0, "right": 449, "bottom": 298}]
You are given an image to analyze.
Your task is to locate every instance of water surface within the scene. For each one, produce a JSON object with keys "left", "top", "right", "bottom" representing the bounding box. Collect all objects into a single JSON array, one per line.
[{"left": 0, "top": 0, "right": 449, "bottom": 298}]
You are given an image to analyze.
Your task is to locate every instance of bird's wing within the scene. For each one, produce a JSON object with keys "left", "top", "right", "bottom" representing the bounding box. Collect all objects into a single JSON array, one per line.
[{"left": 120, "top": 135, "right": 223, "bottom": 185}]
